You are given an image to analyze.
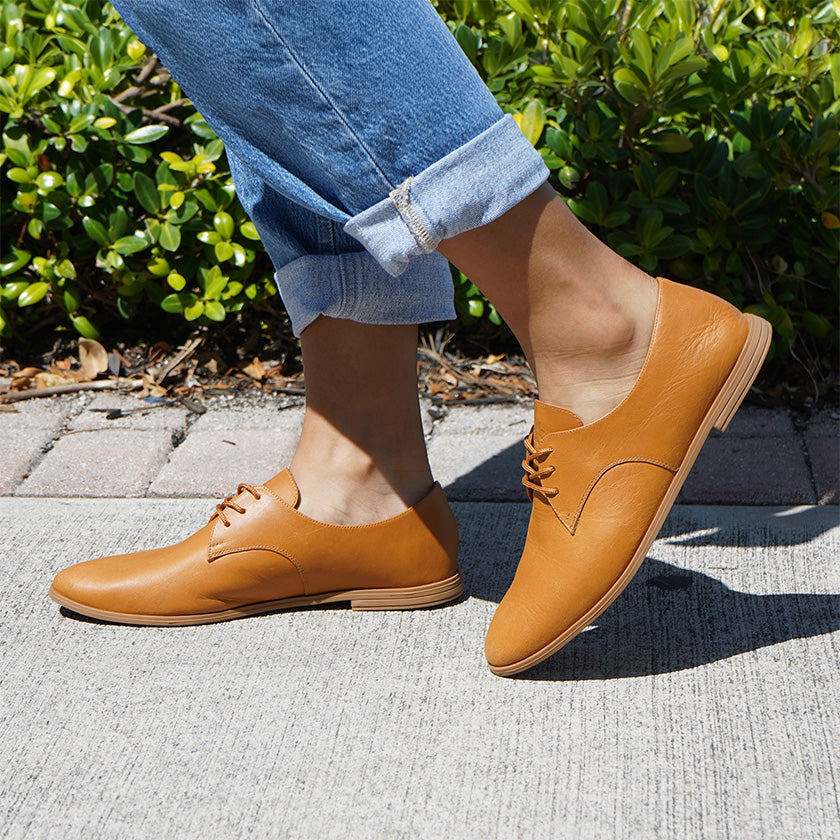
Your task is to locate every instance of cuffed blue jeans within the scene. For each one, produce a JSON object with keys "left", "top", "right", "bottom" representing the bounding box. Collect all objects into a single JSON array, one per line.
[{"left": 111, "top": 0, "right": 549, "bottom": 335}]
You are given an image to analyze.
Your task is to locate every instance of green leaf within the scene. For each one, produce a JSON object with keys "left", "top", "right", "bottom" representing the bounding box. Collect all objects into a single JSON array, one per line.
[
  {"left": 197, "top": 231, "right": 221, "bottom": 245},
  {"left": 7, "top": 167, "right": 34, "bottom": 183},
  {"left": 213, "top": 211, "right": 234, "bottom": 239},
  {"left": 201, "top": 266, "right": 228, "bottom": 298},
  {"left": 638, "top": 207, "right": 664, "bottom": 245},
  {"left": 123, "top": 125, "right": 169, "bottom": 145},
  {"left": 0, "top": 249, "right": 31, "bottom": 277},
  {"left": 214, "top": 241, "right": 234, "bottom": 262},
  {"left": 467, "top": 298, "right": 484, "bottom": 318},
  {"left": 801, "top": 312, "right": 831, "bottom": 339},
  {"left": 70, "top": 315, "right": 100, "bottom": 339},
  {"left": 36, "top": 171, "right": 63, "bottom": 190},
  {"left": 113, "top": 235, "right": 150, "bottom": 255},
  {"left": 454, "top": 24, "right": 478, "bottom": 61},
  {"left": 158, "top": 221, "right": 182, "bottom": 251},
  {"left": 134, "top": 172, "right": 160, "bottom": 214},
  {"left": 515, "top": 100, "right": 545, "bottom": 146},
  {"left": 90, "top": 29, "right": 114, "bottom": 72},
  {"left": 161, "top": 292, "right": 198, "bottom": 313},
  {"left": 184, "top": 299, "right": 205, "bottom": 321},
  {"left": 240, "top": 221, "right": 261, "bottom": 240},
  {"left": 203, "top": 300, "right": 226, "bottom": 321},
  {"left": 651, "top": 133, "right": 693, "bottom": 153},
  {"left": 167, "top": 271, "right": 186, "bottom": 291},
  {"left": 1, "top": 280, "right": 29, "bottom": 301},
  {"left": 17, "top": 282, "right": 49, "bottom": 307},
  {"left": 63, "top": 285, "right": 81, "bottom": 313}
]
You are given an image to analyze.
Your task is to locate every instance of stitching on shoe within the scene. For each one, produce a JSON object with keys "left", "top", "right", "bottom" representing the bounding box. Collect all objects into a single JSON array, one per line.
[
  {"left": 548, "top": 457, "right": 678, "bottom": 534},
  {"left": 211, "top": 544, "right": 308, "bottom": 594}
]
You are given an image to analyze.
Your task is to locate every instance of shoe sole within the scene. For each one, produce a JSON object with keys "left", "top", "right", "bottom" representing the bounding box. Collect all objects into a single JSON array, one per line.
[
  {"left": 48, "top": 572, "right": 464, "bottom": 626},
  {"left": 489, "top": 313, "right": 773, "bottom": 677}
]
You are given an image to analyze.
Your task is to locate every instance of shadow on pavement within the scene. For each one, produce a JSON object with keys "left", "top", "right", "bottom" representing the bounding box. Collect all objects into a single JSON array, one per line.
[{"left": 509, "top": 557, "right": 840, "bottom": 681}]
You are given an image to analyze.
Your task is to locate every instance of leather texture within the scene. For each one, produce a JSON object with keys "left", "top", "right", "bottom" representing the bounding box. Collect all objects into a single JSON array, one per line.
[
  {"left": 51, "top": 470, "right": 460, "bottom": 621},
  {"left": 485, "top": 277, "right": 755, "bottom": 672}
]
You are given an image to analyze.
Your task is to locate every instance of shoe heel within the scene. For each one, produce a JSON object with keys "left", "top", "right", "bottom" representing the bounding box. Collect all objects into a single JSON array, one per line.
[
  {"left": 712, "top": 314, "right": 772, "bottom": 432},
  {"left": 351, "top": 572, "right": 464, "bottom": 611}
]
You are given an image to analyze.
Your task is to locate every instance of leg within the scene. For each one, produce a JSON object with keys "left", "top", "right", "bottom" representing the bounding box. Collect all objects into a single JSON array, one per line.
[
  {"left": 439, "top": 183, "right": 658, "bottom": 425},
  {"left": 291, "top": 318, "right": 433, "bottom": 525},
  {"left": 227, "top": 154, "right": 444, "bottom": 525}
]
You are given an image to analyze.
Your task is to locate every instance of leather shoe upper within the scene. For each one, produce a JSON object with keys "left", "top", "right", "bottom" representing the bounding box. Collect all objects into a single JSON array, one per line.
[{"left": 52, "top": 470, "right": 459, "bottom": 617}]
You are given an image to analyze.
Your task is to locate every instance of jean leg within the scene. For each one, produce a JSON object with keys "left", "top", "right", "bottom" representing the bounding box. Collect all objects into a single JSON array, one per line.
[
  {"left": 110, "top": 0, "right": 547, "bottom": 309},
  {"left": 228, "top": 151, "right": 455, "bottom": 335}
]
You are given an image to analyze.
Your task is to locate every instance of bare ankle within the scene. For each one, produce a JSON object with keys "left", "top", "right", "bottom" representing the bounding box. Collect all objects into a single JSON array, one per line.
[
  {"left": 532, "top": 273, "right": 658, "bottom": 424},
  {"left": 290, "top": 420, "right": 434, "bottom": 526}
]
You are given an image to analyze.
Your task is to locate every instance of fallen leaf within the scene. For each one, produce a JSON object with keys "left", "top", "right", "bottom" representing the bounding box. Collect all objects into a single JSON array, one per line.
[
  {"left": 242, "top": 357, "right": 266, "bottom": 380},
  {"left": 15, "top": 367, "right": 43, "bottom": 379},
  {"left": 78, "top": 338, "right": 109, "bottom": 381},
  {"left": 821, "top": 211, "right": 840, "bottom": 230},
  {"left": 264, "top": 363, "right": 286, "bottom": 379},
  {"left": 34, "top": 372, "right": 78, "bottom": 388},
  {"left": 49, "top": 365, "right": 86, "bottom": 382},
  {"left": 140, "top": 373, "right": 167, "bottom": 398}
]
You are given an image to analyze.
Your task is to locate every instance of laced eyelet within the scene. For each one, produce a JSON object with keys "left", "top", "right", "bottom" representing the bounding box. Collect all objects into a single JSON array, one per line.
[
  {"left": 521, "top": 431, "right": 558, "bottom": 499},
  {"left": 211, "top": 483, "right": 262, "bottom": 527}
]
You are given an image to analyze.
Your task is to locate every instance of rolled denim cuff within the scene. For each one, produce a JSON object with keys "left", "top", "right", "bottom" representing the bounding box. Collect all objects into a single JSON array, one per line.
[
  {"left": 344, "top": 114, "right": 549, "bottom": 277},
  {"left": 274, "top": 251, "right": 456, "bottom": 336}
]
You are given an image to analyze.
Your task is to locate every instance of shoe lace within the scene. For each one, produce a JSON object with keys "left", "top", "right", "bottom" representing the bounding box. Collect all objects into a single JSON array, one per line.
[
  {"left": 521, "top": 430, "right": 558, "bottom": 500},
  {"left": 211, "top": 483, "right": 262, "bottom": 527}
]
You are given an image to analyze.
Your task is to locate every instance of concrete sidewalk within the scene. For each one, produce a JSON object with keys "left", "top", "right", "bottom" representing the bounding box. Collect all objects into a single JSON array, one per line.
[
  {"left": 1, "top": 501, "right": 838, "bottom": 838},
  {"left": 1, "top": 392, "right": 838, "bottom": 838}
]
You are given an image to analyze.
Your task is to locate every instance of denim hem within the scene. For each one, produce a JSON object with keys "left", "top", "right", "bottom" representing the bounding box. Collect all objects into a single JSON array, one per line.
[
  {"left": 274, "top": 251, "right": 456, "bottom": 336},
  {"left": 343, "top": 114, "right": 549, "bottom": 277}
]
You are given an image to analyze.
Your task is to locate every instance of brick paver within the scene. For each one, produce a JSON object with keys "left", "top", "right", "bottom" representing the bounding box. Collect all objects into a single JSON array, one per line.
[
  {"left": 15, "top": 429, "right": 177, "bottom": 497},
  {"left": 149, "top": 429, "right": 299, "bottom": 497}
]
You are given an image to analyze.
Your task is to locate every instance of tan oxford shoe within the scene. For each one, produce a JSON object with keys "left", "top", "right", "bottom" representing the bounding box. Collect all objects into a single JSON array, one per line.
[
  {"left": 50, "top": 469, "right": 462, "bottom": 625},
  {"left": 485, "top": 278, "right": 771, "bottom": 676}
]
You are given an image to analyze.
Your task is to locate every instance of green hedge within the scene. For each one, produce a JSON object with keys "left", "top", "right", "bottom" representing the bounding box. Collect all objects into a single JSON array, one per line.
[{"left": 1, "top": 0, "right": 838, "bottom": 380}]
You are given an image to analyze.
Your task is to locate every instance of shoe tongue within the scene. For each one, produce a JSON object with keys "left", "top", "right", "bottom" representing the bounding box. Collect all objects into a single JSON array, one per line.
[
  {"left": 262, "top": 468, "right": 301, "bottom": 508},
  {"left": 534, "top": 399, "right": 583, "bottom": 441}
]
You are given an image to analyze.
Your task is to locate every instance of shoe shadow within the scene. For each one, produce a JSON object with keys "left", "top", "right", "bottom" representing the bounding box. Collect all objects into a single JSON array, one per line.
[
  {"left": 513, "top": 559, "right": 840, "bottom": 681},
  {"left": 455, "top": 503, "right": 840, "bottom": 681}
]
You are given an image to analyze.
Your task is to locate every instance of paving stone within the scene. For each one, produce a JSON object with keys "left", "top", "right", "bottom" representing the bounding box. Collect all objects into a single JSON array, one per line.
[
  {"left": 148, "top": 429, "right": 299, "bottom": 497},
  {"left": 189, "top": 405, "right": 304, "bottom": 433},
  {"left": 429, "top": 434, "right": 526, "bottom": 501},
  {"left": 0, "top": 397, "right": 78, "bottom": 495},
  {"left": 68, "top": 393, "right": 188, "bottom": 433},
  {"left": 15, "top": 429, "right": 176, "bottom": 497},
  {"left": 431, "top": 403, "right": 532, "bottom": 438},
  {"left": 679, "top": 437, "right": 814, "bottom": 505},
  {"left": 0, "top": 426, "right": 58, "bottom": 494},
  {"left": 804, "top": 409, "right": 839, "bottom": 438},
  {"left": 805, "top": 436, "right": 839, "bottom": 505},
  {"left": 0, "top": 394, "right": 78, "bottom": 427},
  {"left": 709, "top": 406, "right": 796, "bottom": 438}
]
